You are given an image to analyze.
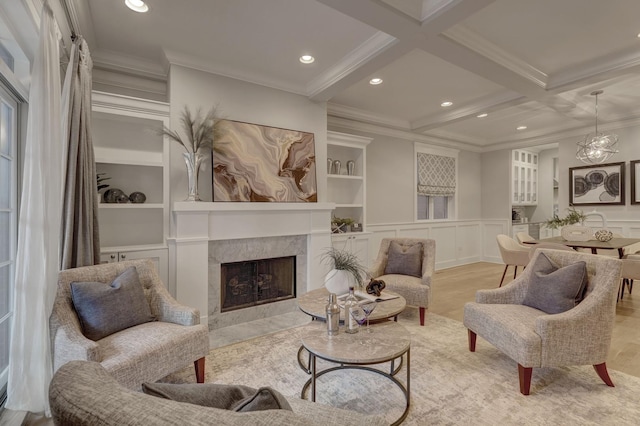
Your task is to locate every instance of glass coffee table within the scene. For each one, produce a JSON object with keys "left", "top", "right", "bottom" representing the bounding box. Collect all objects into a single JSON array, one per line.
[{"left": 299, "top": 320, "right": 411, "bottom": 426}]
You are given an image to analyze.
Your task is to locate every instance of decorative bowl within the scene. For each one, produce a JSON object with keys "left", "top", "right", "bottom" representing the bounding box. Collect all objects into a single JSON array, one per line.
[
  {"left": 594, "top": 229, "right": 613, "bottom": 242},
  {"left": 561, "top": 225, "right": 593, "bottom": 242}
]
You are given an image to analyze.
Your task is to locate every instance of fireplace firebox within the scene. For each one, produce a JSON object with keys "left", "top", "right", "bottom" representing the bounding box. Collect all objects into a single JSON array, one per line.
[{"left": 221, "top": 256, "right": 296, "bottom": 312}]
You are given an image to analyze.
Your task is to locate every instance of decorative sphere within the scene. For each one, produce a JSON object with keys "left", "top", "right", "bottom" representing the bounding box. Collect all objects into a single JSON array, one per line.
[
  {"left": 594, "top": 229, "right": 613, "bottom": 242},
  {"left": 116, "top": 193, "right": 130, "bottom": 203},
  {"left": 103, "top": 188, "right": 125, "bottom": 203},
  {"left": 129, "top": 191, "right": 147, "bottom": 203}
]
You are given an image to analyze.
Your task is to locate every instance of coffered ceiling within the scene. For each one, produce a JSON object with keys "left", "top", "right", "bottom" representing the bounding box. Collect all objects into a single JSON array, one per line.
[{"left": 69, "top": 0, "right": 640, "bottom": 151}]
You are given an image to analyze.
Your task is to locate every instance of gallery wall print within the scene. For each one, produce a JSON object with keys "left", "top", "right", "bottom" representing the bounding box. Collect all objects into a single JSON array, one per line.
[
  {"left": 569, "top": 162, "right": 625, "bottom": 206},
  {"left": 631, "top": 160, "right": 640, "bottom": 205},
  {"left": 213, "top": 119, "right": 317, "bottom": 202}
]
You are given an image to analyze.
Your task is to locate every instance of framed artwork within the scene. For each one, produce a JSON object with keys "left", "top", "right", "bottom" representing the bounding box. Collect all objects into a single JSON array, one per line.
[
  {"left": 631, "top": 160, "right": 640, "bottom": 205},
  {"left": 212, "top": 119, "right": 317, "bottom": 202},
  {"left": 569, "top": 162, "right": 625, "bottom": 206}
]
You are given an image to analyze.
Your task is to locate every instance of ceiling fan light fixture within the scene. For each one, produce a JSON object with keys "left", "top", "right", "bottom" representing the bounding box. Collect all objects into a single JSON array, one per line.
[
  {"left": 125, "top": 0, "right": 149, "bottom": 13},
  {"left": 576, "top": 90, "right": 619, "bottom": 164}
]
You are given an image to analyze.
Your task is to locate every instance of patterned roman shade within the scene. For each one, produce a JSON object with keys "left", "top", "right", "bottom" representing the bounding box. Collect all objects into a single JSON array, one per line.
[{"left": 417, "top": 152, "right": 456, "bottom": 196}]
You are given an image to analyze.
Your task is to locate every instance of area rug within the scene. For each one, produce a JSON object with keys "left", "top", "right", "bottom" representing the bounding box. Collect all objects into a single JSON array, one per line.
[{"left": 164, "top": 311, "right": 640, "bottom": 425}]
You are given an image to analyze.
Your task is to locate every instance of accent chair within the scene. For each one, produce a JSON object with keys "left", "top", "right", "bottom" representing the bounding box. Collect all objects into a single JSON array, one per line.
[{"left": 368, "top": 238, "right": 435, "bottom": 326}]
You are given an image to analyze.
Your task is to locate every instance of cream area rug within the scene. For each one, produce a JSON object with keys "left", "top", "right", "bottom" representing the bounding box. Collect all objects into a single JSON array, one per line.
[{"left": 164, "top": 311, "right": 640, "bottom": 425}]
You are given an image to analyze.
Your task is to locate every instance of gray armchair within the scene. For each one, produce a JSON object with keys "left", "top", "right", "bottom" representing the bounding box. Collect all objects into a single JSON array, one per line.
[
  {"left": 50, "top": 259, "right": 210, "bottom": 390},
  {"left": 369, "top": 238, "right": 435, "bottom": 326},
  {"left": 463, "top": 249, "right": 622, "bottom": 395}
]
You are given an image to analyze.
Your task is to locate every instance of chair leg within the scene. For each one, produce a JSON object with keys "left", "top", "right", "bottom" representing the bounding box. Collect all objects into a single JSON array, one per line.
[
  {"left": 468, "top": 329, "right": 477, "bottom": 352},
  {"left": 593, "top": 363, "right": 614, "bottom": 387},
  {"left": 518, "top": 364, "right": 532, "bottom": 395},
  {"left": 419, "top": 307, "right": 426, "bottom": 326},
  {"left": 194, "top": 357, "right": 205, "bottom": 383},
  {"left": 499, "top": 265, "right": 508, "bottom": 287},
  {"left": 513, "top": 265, "right": 518, "bottom": 279}
]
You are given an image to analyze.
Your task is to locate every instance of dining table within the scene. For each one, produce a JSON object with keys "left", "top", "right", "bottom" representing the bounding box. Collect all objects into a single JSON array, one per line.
[{"left": 522, "top": 236, "right": 640, "bottom": 258}]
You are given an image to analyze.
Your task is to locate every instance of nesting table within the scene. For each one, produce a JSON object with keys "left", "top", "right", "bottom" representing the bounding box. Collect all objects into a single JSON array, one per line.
[{"left": 299, "top": 320, "right": 411, "bottom": 426}]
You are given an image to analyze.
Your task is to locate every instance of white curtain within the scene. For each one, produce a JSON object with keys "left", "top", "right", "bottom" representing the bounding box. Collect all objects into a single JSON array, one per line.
[{"left": 6, "top": 1, "right": 69, "bottom": 414}]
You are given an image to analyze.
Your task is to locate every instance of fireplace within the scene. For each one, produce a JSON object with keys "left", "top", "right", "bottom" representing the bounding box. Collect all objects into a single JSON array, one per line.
[{"left": 221, "top": 256, "right": 296, "bottom": 312}]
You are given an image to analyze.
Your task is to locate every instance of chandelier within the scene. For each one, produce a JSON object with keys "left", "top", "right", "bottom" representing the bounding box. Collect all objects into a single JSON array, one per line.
[{"left": 576, "top": 90, "right": 619, "bottom": 164}]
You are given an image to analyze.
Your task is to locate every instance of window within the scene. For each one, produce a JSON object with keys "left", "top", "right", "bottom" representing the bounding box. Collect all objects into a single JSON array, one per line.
[
  {"left": 415, "top": 144, "right": 458, "bottom": 221},
  {"left": 0, "top": 84, "right": 17, "bottom": 409}
]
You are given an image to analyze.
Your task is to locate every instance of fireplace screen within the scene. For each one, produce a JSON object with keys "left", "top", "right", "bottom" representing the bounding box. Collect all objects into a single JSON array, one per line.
[{"left": 221, "top": 256, "right": 296, "bottom": 312}]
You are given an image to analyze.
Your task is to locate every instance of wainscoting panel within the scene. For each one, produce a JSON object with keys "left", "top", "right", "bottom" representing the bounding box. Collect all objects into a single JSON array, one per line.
[
  {"left": 482, "top": 221, "right": 508, "bottom": 263},
  {"left": 367, "top": 220, "right": 502, "bottom": 270}
]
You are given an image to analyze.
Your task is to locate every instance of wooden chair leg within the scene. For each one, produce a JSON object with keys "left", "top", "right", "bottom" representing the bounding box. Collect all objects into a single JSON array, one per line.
[
  {"left": 419, "top": 307, "right": 426, "bottom": 326},
  {"left": 593, "top": 363, "right": 614, "bottom": 387},
  {"left": 499, "top": 265, "right": 508, "bottom": 287},
  {"left": 468, "top": 329, "right": 477, "bottom": 352},
  {"left": 518, "top": 364, "right": 532, "bottom": 395},
  {"left": 194, "top": 357, "right": 205, "bottom": 383},
  {"left": 513, "top": 265, "right": 518, "bottom": 279}
]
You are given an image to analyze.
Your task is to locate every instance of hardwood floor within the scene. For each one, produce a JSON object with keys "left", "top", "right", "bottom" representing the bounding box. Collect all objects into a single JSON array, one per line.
[{"left": 431, "top": 262, "right": 640, "bottom": 378}]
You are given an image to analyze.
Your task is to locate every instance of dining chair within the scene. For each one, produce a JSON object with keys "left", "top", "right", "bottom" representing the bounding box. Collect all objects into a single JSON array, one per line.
[
  {"left": 496, "top": 234, "right": 531, "bottom": 287},
  {"left": 620, "top": 254, "right": 640, "bottom": 300},
  {"left": 527, "top": 242, "right": 575, "bottom": 260},
  {"left": 516, "top": 232, "right": 535, "bottom": 245}
]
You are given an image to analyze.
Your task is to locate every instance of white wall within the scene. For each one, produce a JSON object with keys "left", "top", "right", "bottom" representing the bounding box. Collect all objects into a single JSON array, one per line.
[
  {"left": 168, "top": 65, "right": 328, "bottom": 204},
  {"left": 531, "top": 148, "right": 558, "bottom": 223},
  {"left": 481, "top": 149, "right": 510, "bottom": 220}
]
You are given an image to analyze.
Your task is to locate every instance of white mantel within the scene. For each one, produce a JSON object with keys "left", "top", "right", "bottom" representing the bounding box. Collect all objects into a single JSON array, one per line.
[{"left": 169, "top": 202, "right": 334, "bottom": 325}]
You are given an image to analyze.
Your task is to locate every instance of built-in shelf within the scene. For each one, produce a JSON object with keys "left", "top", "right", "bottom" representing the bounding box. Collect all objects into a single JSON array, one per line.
[{"left": 98, "top": 203, "right": 164, "bottom": 209}]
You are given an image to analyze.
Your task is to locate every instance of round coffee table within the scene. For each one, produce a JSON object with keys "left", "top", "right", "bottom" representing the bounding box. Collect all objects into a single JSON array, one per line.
[
  {"left": 297, "top": 287, "right": 406, "bottom": 321},
  {"left": 300, "top": 320, "right": 411, "bottom": 426}
]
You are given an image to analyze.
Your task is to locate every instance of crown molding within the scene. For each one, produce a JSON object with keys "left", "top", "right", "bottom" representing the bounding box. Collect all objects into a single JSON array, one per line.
[
  {"left": 444, "top": 25, "right": 548, "bottom": 89},
  {"left": 306, "top": 31, "right": 397, "bottom": 100},
  {"left": 92, "top": 90, "right": 169, "bottom": 117},
  {"left": 163, "top": 48, "right": 307, "bottom": 96},
  {"left": 327, "top": 115, "right": 483, "bottom": 152},
  {"left": 327, "top": 102, "right": 410, "bottom": 130},
  {"left": 92, "top": 49, "right": 168, "bottom": 80}
]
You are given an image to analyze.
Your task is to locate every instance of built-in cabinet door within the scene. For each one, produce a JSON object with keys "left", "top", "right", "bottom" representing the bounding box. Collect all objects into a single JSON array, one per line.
[
  {"left": 100, "top": 248, "right": 168, "bottom": 287},
  {"left": 331, "top": 234, "right": 370, "bottom": 269},
  {"left": 512, "top": 150, "right": 538, "bottom": 206}
]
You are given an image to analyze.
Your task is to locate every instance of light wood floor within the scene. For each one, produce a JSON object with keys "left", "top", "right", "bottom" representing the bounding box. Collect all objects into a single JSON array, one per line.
[
  {"left": 430, "top": 262, "right": 640, "bottom": 378},
  {"left": 2, "top": 261, "right": 638, "bottom": 425}
]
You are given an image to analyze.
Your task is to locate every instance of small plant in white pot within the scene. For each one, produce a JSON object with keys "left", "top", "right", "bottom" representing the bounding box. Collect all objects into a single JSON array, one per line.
[{"left": 321, "top": 247, "right": 366, "bottom": 296}]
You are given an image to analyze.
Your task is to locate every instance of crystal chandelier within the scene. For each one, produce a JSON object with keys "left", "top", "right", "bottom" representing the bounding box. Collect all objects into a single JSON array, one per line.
[{"left": 576, "top": 90, "right": 619, "bottom": 164}]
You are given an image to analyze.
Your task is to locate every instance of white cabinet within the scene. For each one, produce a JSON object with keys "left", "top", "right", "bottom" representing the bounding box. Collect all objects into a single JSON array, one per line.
[
  {"left": 100, "top": 248, "right": 168, "bottom": 286},
  {"left": 331, "top": 234, "right": 370, "bottom": 269},
  {"left": 327, "top": 131, "right": 372, "bottom": 233},
  {"left": 92, "top": 91, "right": 170, "bottom": 283},
  {"left": 512, "top": 149, "right": 538, "bottom": 206}
]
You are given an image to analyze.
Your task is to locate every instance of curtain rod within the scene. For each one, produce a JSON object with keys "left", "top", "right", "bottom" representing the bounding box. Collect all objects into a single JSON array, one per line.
[{"left": 60, "top": 0, "right": 80, "bottom": 40}]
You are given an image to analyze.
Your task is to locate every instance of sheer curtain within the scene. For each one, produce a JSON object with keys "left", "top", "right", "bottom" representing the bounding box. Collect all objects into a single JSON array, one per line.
[
  {"left": 61, "top": 36, "right": 99, "bottom": 269},
  {"left": 6, "top": 1, "right": 68, "bottom": 414}
]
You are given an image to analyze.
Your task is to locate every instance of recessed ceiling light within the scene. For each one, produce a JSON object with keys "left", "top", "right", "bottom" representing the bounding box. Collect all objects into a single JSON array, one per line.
[
  {"left": 369, "top": 78, "right": 383, "bottom": 85},
  {"left": 476, "top": 113, "right": 488, "bottom": 118},
  {"left": 637, "top": 33, "right": 640, "bottom": 38},
  {"left": 516, "top": 125, "right": 527, "bottom": 130},
  {"left": 441, "top": 101, "right": 453, "bottom": 107},
  {"left": 125, "top": 0, "right": 148, "bottom": 13},
  {"left": 299, "top": 55, "right": 315, "bottom": 64}
]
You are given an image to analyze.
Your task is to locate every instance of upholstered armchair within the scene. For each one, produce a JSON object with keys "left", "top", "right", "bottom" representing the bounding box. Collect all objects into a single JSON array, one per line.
[
  {"left": 464, "top": 249, "right": 622, "bottom": 395},
  {"left": 369, "top": 238, "right": 435, "bottom": 326},
  {"left": 50, "top": 259, "right": 210, "bottom": 390}
]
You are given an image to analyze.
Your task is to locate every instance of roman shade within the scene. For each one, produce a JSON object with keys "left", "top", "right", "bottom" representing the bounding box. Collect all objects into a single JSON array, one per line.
[{"left": 417, "top": 152, "right": 456, "bottom": 196}]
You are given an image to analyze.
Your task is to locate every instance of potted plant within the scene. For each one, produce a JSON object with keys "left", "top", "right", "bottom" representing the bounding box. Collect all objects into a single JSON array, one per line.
[
  {"left": 321, "top": 247, "right": 366, "bottom": 295},
  {"left": 96, "top": 173, "right": 111, "bottom": 203}
]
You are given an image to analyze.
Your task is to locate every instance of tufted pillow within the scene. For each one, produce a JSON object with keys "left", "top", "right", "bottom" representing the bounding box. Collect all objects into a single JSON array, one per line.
[
  {"left": 384, "top": 241, "right": 423, "bottom": 278},
  {"left": 522, "top": 252, "right": 588, "bottom": 314},
  {"left": 70, "top": 266, "right": 155, "bottom": 341},
  {"left": 142, "top": 382, "right": 293, "bottom": 412}
]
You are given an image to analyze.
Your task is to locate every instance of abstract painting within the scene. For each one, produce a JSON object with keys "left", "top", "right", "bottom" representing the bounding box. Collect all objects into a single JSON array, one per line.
[
  {"left": 569, "top": 162, "right": 625, "bottom": 206},
  {"left": 213, "top": 120, "right": 317, "bottom": 202}
]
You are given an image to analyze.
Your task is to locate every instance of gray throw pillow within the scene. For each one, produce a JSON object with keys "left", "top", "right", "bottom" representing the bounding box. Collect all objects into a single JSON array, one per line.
[
  {"left": 142, "top": 382, "right": 293, "bottom": 412},
  {"left": 522, "top": 252, "right": 588, "bottom": 314},
  {"left": 384, "top": 241, "right": 423, "bottom": 278},
  {"left": 70, "top": 266, "right": 155, "bottom": 341}
]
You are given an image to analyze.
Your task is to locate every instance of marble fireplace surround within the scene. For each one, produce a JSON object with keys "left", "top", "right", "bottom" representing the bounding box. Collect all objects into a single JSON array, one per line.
[{"left": 171, "top": 202, "right": 334, "bottom": 326}]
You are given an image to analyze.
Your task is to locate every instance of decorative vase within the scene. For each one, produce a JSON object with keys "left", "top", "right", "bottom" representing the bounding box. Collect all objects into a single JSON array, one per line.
[
  {"left": 347, "top": 160, "right": 355, "bottom": 176},
  {"left": 561, "top": 225, "right": 593, "bottom": 242},
  {"left": 183, "top": 151, "right": 205, "bottom": 201},
  {"left": 324, "top": 269, "right": 355, "bottom": 296}
]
